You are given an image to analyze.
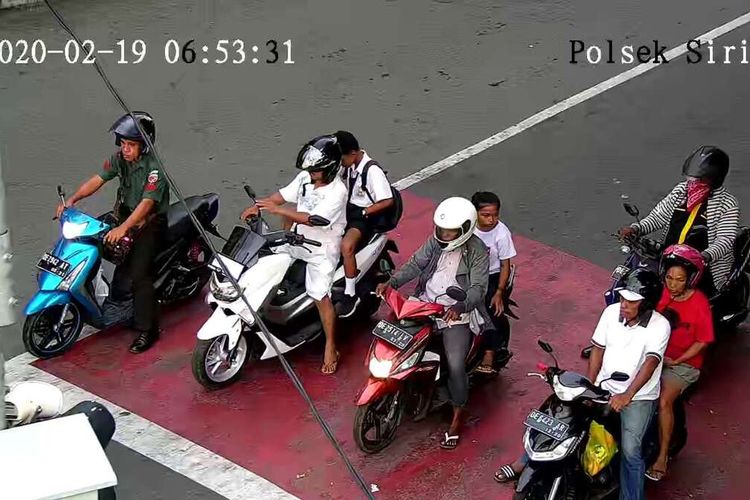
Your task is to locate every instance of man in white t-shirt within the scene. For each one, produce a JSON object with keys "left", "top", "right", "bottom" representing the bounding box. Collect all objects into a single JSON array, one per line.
[
  {"left": 241, "top": 135, "right": 348, "bottom": 375},
  {"left": 471, "top": 191, "right": 517, "bottom": 373},
  {"left": 494, "top": 269, "right": 669, "bottom": 500},
  {"left": 587, "top": 269, "right": 670, "bottom": 500},
  {"left": 334, "top": 131, "right": 395, "bottom": 318}
]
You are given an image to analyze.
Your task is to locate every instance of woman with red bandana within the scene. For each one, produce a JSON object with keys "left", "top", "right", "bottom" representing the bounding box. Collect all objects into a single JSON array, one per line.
[{"left": 619, "top": 146, "right": 740, "bottom": 295}]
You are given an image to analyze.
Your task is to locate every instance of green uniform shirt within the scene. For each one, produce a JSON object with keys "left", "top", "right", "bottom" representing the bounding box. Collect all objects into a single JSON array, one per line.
[{"left": 99, "top": 152, "right": 170, "bottom": 215}]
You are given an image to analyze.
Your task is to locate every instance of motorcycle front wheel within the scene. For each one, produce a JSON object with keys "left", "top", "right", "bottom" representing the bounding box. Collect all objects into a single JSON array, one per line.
[
  {"left": 353, "top": 391, "right": 404, "bottom": 454},
  {"left": 192, "top": 334, "right": 250, "bottom": 389},
  {"left": 23, "top": 303, "right": 83, "bottom": 359}
]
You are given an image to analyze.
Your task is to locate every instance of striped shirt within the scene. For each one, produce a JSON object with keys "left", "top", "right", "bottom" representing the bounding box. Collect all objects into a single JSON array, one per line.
[{"left": 633, "top": 181, "right": 740, "bottom": 288}]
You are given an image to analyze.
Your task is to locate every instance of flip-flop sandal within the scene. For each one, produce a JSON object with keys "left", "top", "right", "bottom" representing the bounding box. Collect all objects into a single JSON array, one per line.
[
  {"left": 474, "top": 364, "right": 497, "bottom": 375},
  {"left": 321, "top": 351, "right": 341, "bottom": 375},
  {"left": 440, "top": 432, "right": 460, "bottom": 450},
  {"left": 645, "top": 466, "right": 667, "bottom": 482},
  {"left": 494, "top": 464, "right": 518, "bottom": 483}
]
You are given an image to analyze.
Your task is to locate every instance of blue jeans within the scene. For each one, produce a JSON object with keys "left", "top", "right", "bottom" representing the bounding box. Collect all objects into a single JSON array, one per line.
[
  {"left": 516, "top": 399, "right": 656, "bottom": 500},
  {"left": 619, "top": 399, "right": 657, "bottom": 500}
]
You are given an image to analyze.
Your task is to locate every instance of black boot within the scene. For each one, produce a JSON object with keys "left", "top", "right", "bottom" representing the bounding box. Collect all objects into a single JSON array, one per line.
[{"left": 129, "top": 329, "right": 159, "bottom": 353}]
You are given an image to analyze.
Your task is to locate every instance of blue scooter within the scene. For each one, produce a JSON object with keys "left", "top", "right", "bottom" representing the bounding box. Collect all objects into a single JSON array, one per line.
[{"left": 23, "top": 186, "right": 221, "bottom": 359}]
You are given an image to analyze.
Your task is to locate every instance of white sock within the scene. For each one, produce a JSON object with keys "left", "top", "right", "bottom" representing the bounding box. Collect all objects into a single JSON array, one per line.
[{"left": 345, "top": 277, "right": 356, "bottom": 296}]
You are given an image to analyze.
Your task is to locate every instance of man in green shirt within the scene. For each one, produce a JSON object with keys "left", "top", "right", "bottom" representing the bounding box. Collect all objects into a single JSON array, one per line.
[{"left": 56, "top": 112, "right": 169, "bottom": 353}]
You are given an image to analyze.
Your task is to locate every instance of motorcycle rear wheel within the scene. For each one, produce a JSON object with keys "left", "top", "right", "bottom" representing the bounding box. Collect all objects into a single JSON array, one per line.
[
  {"left": 23, "top": 303, "right": 83, "bottom": 359},
  {"left": 192, "top": 334, "right": 251, "bottom": 389},
  {"left": 353, "top": 391, "right": 404, "bottom": 454}
]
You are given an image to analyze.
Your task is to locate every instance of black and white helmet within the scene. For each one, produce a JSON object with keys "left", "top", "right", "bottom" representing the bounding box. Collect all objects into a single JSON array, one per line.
[{"left": 295, "top": 134, "right": 342, "bottom": 182}]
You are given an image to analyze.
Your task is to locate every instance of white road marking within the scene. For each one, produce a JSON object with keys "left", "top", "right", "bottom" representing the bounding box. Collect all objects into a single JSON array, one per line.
[
  {"left": 4, "top": 353, "right": 298, "bottom": 500},
  {"left": 6, "top": 9, "right": 750, "bottom": 500},
  {"left": 393, "top": 11, "right": 750, "bottom": 190}
]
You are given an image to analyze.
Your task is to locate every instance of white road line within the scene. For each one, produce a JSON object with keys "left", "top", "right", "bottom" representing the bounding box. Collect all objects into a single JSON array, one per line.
[
  {"left": 393, "top": 11, "right": 750, "bottom": 190},
  {"left": 4, "top": 353, "right": 298, "bottom": 500},
  {"left": 6, "top": 10, "right": 750, "bottom": 500}
]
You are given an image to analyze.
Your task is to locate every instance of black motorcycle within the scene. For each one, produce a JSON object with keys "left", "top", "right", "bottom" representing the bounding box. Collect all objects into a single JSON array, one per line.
[
  {"left": 516, "top": 340, "right": 687, "bottom": 500},
  {"left": 604, "top": 202, "right": 750, "bottom": 330}
]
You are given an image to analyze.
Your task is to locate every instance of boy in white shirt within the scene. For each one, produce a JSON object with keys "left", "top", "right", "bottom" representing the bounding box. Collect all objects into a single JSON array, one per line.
[
  {"left": 241, "top": 135, "right": 348, "bottom": 374},
  {"left": 471, "top": 191, "right": 517, "bottom": 373},
  {"left": 334, "top": 131, "right": 395, "bottom": 318}
]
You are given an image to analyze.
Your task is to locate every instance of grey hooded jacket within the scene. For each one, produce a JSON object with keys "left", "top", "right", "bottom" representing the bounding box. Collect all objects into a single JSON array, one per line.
[{"left": 387, "top": 234, "right": 491, "bottom": 333}]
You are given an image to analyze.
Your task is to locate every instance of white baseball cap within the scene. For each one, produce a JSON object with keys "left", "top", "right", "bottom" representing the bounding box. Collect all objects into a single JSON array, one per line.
[{"left": 617, "top": 288, "right": 645, "bottom": 302}]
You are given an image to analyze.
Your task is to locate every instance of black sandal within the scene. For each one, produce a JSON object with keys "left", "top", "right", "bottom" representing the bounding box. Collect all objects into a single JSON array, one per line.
[
  {"left": 494, "top": 464, "right": 518, "bottom": 483},
  {"left": 440, "top": 432, "right": 460, "bottom": 449}
]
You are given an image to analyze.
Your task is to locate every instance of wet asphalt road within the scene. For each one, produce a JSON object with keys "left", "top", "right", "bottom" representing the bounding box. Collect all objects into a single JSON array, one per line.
[{"left": 2, "top": 1, "right": 750, "bottom": 498}]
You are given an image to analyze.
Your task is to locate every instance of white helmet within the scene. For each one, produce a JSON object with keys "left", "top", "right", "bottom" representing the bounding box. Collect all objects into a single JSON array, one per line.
[
  {"left": 433, "top": 197, "right": 477, "bottom": 252},
  {"left": 4, "top": 381, "right": 64, "bottom": 426}
]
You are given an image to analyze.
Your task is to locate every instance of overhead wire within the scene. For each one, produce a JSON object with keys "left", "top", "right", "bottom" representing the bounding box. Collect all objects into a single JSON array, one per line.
[{"left": 41, "top": 1, "right": 375, "bottom": 497}]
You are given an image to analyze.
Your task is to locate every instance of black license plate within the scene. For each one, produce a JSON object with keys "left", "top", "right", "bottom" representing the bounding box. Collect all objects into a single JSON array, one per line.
[
  {"left": 36, "top": 252, "right": 71, "bottom": 278},
  {"left": 524, "top": 409, "right": 570, "bottom": 441},
  {"left": 372, "top": 320, "right": 414, "bottom": 350}
]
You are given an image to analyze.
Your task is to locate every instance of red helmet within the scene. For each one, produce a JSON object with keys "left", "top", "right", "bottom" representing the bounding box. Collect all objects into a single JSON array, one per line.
[{"left": 659, "top": 244, "right": 705, "bottom": 288}]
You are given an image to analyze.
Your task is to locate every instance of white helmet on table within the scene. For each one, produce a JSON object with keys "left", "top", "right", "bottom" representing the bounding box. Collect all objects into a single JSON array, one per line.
[{"left": 432, "top": 197, "right": 477, "bottom": 252}]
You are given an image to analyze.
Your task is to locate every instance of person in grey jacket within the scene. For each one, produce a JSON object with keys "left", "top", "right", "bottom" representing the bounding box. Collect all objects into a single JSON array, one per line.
[{"left": 376, "top": 197, "right": 490, "bottom": 450}]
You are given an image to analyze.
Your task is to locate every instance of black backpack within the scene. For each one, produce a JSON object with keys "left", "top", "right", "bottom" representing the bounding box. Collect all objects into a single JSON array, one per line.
[{"left": 350, "top": 160, "right": 403, "bottom": 233}]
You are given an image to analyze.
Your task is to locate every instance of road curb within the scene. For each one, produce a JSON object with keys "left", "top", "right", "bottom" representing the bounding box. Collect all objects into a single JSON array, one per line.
[{"left": 1, "top": 0, "right": 43, "bottom": 9}]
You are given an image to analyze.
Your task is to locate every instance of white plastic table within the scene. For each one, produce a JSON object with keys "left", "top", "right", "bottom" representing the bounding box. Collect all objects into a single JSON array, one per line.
[{"left": 0, "top": 413, "right": 118, "bottom": 499}]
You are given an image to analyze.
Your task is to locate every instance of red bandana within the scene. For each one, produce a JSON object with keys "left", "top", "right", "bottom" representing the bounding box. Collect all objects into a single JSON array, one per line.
[{"left": 686, "top": 179, "right": 711, "bottom": 211}]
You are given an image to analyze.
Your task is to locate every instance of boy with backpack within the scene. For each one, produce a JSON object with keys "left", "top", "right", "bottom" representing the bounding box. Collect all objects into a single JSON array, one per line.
[{"left": 335, "top": 130, "right": 400, "bottom": 318}]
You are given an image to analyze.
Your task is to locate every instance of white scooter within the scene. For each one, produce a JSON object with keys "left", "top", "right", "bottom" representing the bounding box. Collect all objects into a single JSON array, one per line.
[{"left": 191, "top": 185, "right": 399, "bottom": 388}]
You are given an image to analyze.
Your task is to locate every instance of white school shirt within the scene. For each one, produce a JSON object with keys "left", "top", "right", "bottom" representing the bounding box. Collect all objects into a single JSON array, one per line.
[
  {"left": 591, "top": 303, "right": 671, "bottom": 401},
  {"left": 346, "top": 151, "right": 393, "bottom": 208},
  {"left": 278, "top": 171, "right": 348, "bottom": 245},
  {"left": 474, "top": 221, "right": 517, "bottom": 274}
]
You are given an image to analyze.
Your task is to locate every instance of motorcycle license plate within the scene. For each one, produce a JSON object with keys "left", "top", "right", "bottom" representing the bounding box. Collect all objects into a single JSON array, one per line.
[
  {"left": 36, "top": 252, "right": 71, "bottom": 278},
  {"left": 611, "top": 265, "right": 630, "bottom": 280},
  {"left": 524, "top": 409, "right": 569, "bottom": 441},
  {"left": 372, "top": 320, "right": 414, "bottom": 350}
]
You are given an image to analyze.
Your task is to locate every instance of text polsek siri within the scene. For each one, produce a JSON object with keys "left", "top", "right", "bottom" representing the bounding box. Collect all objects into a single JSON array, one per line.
[{"left": 569, "top": 39, "right": 750, "bottom": 65}]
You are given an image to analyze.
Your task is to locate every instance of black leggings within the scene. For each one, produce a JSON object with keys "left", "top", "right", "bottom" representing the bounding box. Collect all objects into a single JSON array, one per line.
[{"left": 442, "top": 324, "right": 473, "bottom": 408}]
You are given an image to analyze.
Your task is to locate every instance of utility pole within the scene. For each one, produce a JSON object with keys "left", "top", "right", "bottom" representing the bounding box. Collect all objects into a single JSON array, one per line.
[{"left": 0, "top": 148, "right": 18, "bottom": 431}]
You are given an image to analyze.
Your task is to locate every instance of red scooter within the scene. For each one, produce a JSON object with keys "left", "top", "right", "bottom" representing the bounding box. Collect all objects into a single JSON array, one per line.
[{"left": 353, "top": 285, "right": 488, "bottom": 453}]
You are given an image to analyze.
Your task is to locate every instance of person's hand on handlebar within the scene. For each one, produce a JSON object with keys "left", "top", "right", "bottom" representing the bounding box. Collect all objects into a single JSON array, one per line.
[
  {"left": 617, "top": 226, "right": 639, "bottom": 240},
  {"left": 256, "top": 199, "right": 281, "bottom": 215},
  {"left": 608, "top": 392, "right": 633, "bottom": 413},
  {"left": 375, "top": 282, "right": 390, "bottom": 298},
  {"left": 442, "top": 305, "right": 464, "bottom": 323},
  {"left": 240, "top": 205, "right": 259, "bottom": 220}
]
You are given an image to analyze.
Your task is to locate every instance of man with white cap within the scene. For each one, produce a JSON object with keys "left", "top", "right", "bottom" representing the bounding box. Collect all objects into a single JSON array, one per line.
[
  {"left": 586, "top": 268, "right": 671, "bottom": 500},
  {"left": 494, "top": 268, "right": 670, "bottom": 500}
]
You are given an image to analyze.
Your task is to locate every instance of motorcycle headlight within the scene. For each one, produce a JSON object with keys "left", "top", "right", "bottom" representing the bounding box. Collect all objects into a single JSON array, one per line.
[
  {"left": 209, "top": 273, "right": 240, "bottom": 301},
  {"left": 62, "top": 221, "right": 89, "bottom": 240},
  {"left": 368, "top": 357, "right": 393, "bottom": 379},
  {"left": 552, "top": 376, "right": 587, "bottom": 402},
  {"left": 620, "top": 245, "right": 632, "bottom": 255},
  {"left": 524, "top": 430, "right": 582, "bottom": 462}
]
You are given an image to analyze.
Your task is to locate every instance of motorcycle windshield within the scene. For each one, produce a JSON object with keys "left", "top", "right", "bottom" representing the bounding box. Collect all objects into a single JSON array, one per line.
[{"left": 384, "top": 288, "right": 444, "bottom": 320}]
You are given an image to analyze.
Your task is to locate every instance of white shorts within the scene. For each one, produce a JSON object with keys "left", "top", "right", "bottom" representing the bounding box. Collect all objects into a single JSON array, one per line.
[{"left": 273, "top": 243, "right": 338, "bottom": 301}]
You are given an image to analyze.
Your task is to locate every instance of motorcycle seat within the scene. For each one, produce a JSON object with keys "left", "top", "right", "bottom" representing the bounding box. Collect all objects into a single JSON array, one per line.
[
  {"left": 733, "top": 226, "right": 750, "bottom": 271},
  {"left": 165, "top": 194, "right": 219, "bottom": 244}
]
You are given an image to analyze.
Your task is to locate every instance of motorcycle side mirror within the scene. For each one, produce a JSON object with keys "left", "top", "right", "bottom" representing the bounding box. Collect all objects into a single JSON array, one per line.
[
  {"left": 243, "top": 184, "right": 256, "bottom": 200},
  {"left": 538, "top": 340, "right": 554, "bottom": 353},
  {"left": 610, "top": 371, "right": 630, "bottom": 382},
  {"left": 308, "top": 215, "right": 330, "bottom": 227},
  {"left": 57, "top": 185, "right": 64, "bottom": 197},
  {"left": 623, "top": 203, "right": 640, "bottom": 219},
  {"left": 538, "top": 339, "right": 559, "bottom": 368},
  {"left": 379, "top": 259, "right": 394, "bottom": 274},
  {"left": 446, "top": 286, "right": 467, "bottom": 302}
]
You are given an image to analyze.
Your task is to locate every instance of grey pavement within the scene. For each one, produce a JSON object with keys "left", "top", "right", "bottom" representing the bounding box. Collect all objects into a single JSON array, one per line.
[{"left": 2, "top": 1, "right": 749, "bottom": 499}]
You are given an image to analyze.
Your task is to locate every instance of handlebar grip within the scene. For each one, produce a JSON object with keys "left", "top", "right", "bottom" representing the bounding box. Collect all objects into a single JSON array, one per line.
[{"left": 303, "top": 238, "right": 322, "bottom": 247}]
